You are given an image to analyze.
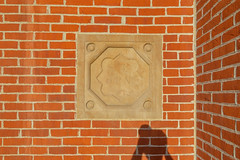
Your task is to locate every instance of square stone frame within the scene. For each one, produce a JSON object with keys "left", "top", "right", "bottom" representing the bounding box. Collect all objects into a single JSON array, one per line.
[{"left": 77, "top": 34, "right": 163, "bottom": 120}]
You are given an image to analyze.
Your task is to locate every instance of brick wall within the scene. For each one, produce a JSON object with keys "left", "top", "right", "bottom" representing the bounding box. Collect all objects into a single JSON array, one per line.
[
  {"left": 196, "top": 0, "right": 240, "bottom": 159},
  {"left": 0, "top": 0, "right": 195, "bottom": 160}
]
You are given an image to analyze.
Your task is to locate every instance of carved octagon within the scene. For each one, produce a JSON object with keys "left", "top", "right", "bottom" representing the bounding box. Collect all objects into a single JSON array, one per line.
[{"left": 90, "top": 48, "right": 149, "bottom": 106}]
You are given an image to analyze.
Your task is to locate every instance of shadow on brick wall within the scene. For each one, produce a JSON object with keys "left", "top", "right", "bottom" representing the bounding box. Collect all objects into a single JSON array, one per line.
[{"left": 131, "top": 125, "right": 173, "bottom": 160}]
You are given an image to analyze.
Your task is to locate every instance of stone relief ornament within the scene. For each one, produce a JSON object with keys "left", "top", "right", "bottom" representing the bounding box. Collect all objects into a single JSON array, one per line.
[{"left": 77, "top": 34, "right": 162, "bottom": 119}]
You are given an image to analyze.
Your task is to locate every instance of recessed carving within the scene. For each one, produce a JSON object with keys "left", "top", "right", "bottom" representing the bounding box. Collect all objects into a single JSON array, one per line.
[
  {"left": 77, "top": 34, "right": 162, "bottom": 119},
  {"left": 91, "top": 48, "right": 149, "bottom": 106},
  {"left": 86, "top": 43, "right": 95, "bottom": 52},
  {"left": 86, "top": 100, "right": 94, "bottom": 110},
  {"left": 144, "top": 43, "right": 152, "bottom": 52}
]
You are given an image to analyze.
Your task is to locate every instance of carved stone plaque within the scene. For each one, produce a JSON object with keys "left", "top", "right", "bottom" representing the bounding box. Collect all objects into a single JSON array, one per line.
[{"left": 77, "top": 34, "right": 162, "bottom": 119}]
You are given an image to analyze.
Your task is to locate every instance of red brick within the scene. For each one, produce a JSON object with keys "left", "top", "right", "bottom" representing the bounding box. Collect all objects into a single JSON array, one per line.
[
  {"left": 167, "top": 43, "right": 192, "bottom": 50},
  {"left": 19, "top": 94, "right": 46, "bottom": 102},
  {"left": 20, "top": 59, "right": 47, "bottom": 67},
  {"left": 50, "top": 60, "right": 75, "bottom": 67},
  {"left": 63, "top": 86, "right": 75, "bottom": 93},
  {"left": 222, "top": 129, "right": 240, "bottom": 146},
  {"left": 64, "top": 16, "right": 91, "bottom": 23},
  {"left": 109, "top": 147, "right": 136, "bottom": 154},
  {"left": 222, "top": 0, "right": 240, "bottom": 19},
  {"left": 0, "top": 41, "right": 18, "bottom": 49},
  {"left": 0, "top": 94, "right": 17, "bottom": 101},
  {"left": 51, "top": 6, "right": 78, "bottom": 14},
  {"left": 126, "top": 17, "right": 153, "bottom": 24},
  {"left": 180, "top": 121, "right": 194, "bottom": 128},
  {"left": 63, "top": 138, "right": 91, "bottom": 145},
  {"left": 163, "top": 104, "right": 178, "bottom": 111},
  {"left": 47, "top": 77, "right": 75, "bottom": 84},
  {"left": 153, "top": 0, "right": 179, "bottom": 6},
  {"left": 63, "top": 121, "right": 91, "bottom": 128},
  {"left": 19, "top": 112, "right": 47, "bottom": 119},
  {"left": 49, "top": 147, "right": 77, "bottom": 154},
  {"left": 80, "top": 7, "right": 107, "bottom": 14},
  {"left": 34, "top": 15, "right": 60, "bottom": 22},
  {"left": 203, "top": 143, "right": 221, "bottom": 160},
  {"left": 0, "top": 147, "right": 18, "bottom": 154},
  {"left": 6, "top": 33, "right": 34, "bottom": 40},
  {"left": 110, "top": 129, "right": 137, "bottom": 137},
  {"left": 4, "top": 121, "right": 32, "bottom": 128},
  {"left": 197, "top": 93, "right": 211, "bottom": 102},
  {"left": 179, "top": 35, "right": 193, "bottom": 42},
  {"left": 37, "top": 0, "right": 63, "bottom": 4},
  {"left": 151, "top": 121, "right": 178, "bottom": 128},
  {"left": 204, "top": 123, "right": 221, "bottom": 137},
  {"left": 51, "top": 129, "right": 79, "bottom": 137},
  {"left": 19, "top": 76, "right": 45, "bottom": 84},
  {"left": 212, "top": 0, "right": 232, "bottom": 15},
  {"left": 5, "top": 156, "right": 33, "bottom": 160},
  {"left": 81, "top": 25, "right": 108, "bottom": 32},
  {"left": 139, "top": 9, "right": 165, "bottom": 15},
  {"left": 213, "top": 115, "right": 236, "bottom": 130},
  {"left": 34, "top": 121, "right": 61, "bottom": 128},
  {"left": 0, "top": 130, "right": 19, "bottom": 137},
  {"left": 163, "top": 69, "right": 179, "bottom": 77},
  {"left": 223, "top": 106, "right": 240, "bottom": 119},
  {"left": 212, "top": 41, "right": 235, "bottom": 58},
  {"left": 92, "top": 121, "right": 120, "bottom": 128},
  {"left": 49, "top": 112, "right": 74, "bottom": 119},
  {"left": 22, "top": 129, "right": 49, "bottom": 137},
  {"left": 5, "top": 103, "right": 32, "bottom": 111},
  {"left": 180, "top": 69, "right": 194, "bottom": 76},
  {"left": 95, "top": 0, "right": 121, "bottom": 6},
  {"left": 34, "top": 156, "right": 62, "bottom": 160},
  {"left": 108, "top": 26, "right": 134, "bottom": 33},
  {"left": 168, "top": 78, "right": 194, "bottom": 85},
  {"left": 95, "top": 16, "right": 121, "bottom": 24},
  {"left": 48, "top": 95, "right": 75, "bottom": 102},
  {"left": 167, "top": 8, "right": 193, "bottom": 15},
  {"left": 203, "top": 15, "right": 221, "bottom": 34},
  {"left": 52, "top": 24, "right": 79, "bottom": 32},
  {"left": 0, "top": 112, "right": 20, "bottom": 119},
  {"left": 156, "top": 17, "right": 182, "bottom": 24},
  {"left": 202, "top": 0, "right": 218, "bottom": 15},
  {"left": 181, "top": 0, "right": 193, "bottom": 6},
  {"left": 50, "top": 42, "right": 76, "bottom": 49},
  {"left": 168, "top": 129, "right": 194, "bottom": 137},
  {"left": 163, "top": 86, "right": 178, "bottom": 94},
  {"left": 5, "top": 50, "right": 31, "bottom": 58},
  {"left": 236, "top": 10, "right": 240, "bottom": 23},
  {"left": 21, "top": 6, "right": 47, "bottom": 13},
  {"left": 93, "top": 138, "right": 120, "bottom": 145},
  {"left": 0, "top": 24, "right": 19, "bottom": 31},
  {"left": 81, "top": 129, "right": 108, "bottom": 136},
  {"left": 64, "top": 156, "right": 91, "bottom": 160},
  {"left": 0, "top": 59, "right": 17, "bottom": 66},
  {"left": 180, "top": 86, "right": 194, "bottom": 94},
  {"left": 212, "top": 137, "right": 234, "bottom": 155},
  {"left": 78, "top": 147, "right": 107, "bottom": 154},
  {"left": 20, "top": 41, "right": 47, "bottom": 49},
  {"left": 35, "top": 33, "right": 62, "bottom": 40},
  {"left": 203, "top": 82, "right": 221, "bottom": 91},
  {"left": 33, "top": 85, "right": 61, "bottom": 93},
  {"left": 62, "top": 68, "right": 76, "bottom": 75},
  {"left": 222, "top": 24, "right": 240, "bottom": 43},
  {"left": 222, "top": 53, "right": 240, "bottom": 67},
  {"left": 203, "top": 104, "right": 221, "bottom": 114},
  {"left": 212, "top": 17, "right": 233, "bottom": 37},
  {"left": 213, "top": 93, "right": 235, "bottom": 103},
  {"left": 33, "top": 138, "right": 61, "bottom": 146},
  {"left": 163, "top": 36, "right": 178, "bottom": 42},
  {"left": 167, "top": 61, "right": 193, "bottom": 68},
  {"left": 223, "top": 80, "right": 240, "bottom": 90},
  {"left": 0, "top": 6, "right": 18, "bottom": 13},
  {"left": 4, "top": 138, "right": 32, "bottom": 145},
  {"left": 168, "top": 95, "right": 194, "bottom": 102},
  {"left": 34, "top": 103, "right": 62, "bottom": 111},
  {"left": 203, "top": 60, "right": 221, "bottom": 72},
  {"left": 139, "top": 26, "right": 165, "bottom": 33},
  {"left": 4, "top": 67, "right": 30, "bottom": 75},
  {"left": 123, "top": 0, "right": 150, "bottom": 6},
  {"left": 5, "top": 14, "right": 32, "bottom": 22},
  {"left": 22, "top": 24, "right": 49, "bottom": 31},
  {"left": 212, "top": 68, "right": 234, "bottom": 80}
]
